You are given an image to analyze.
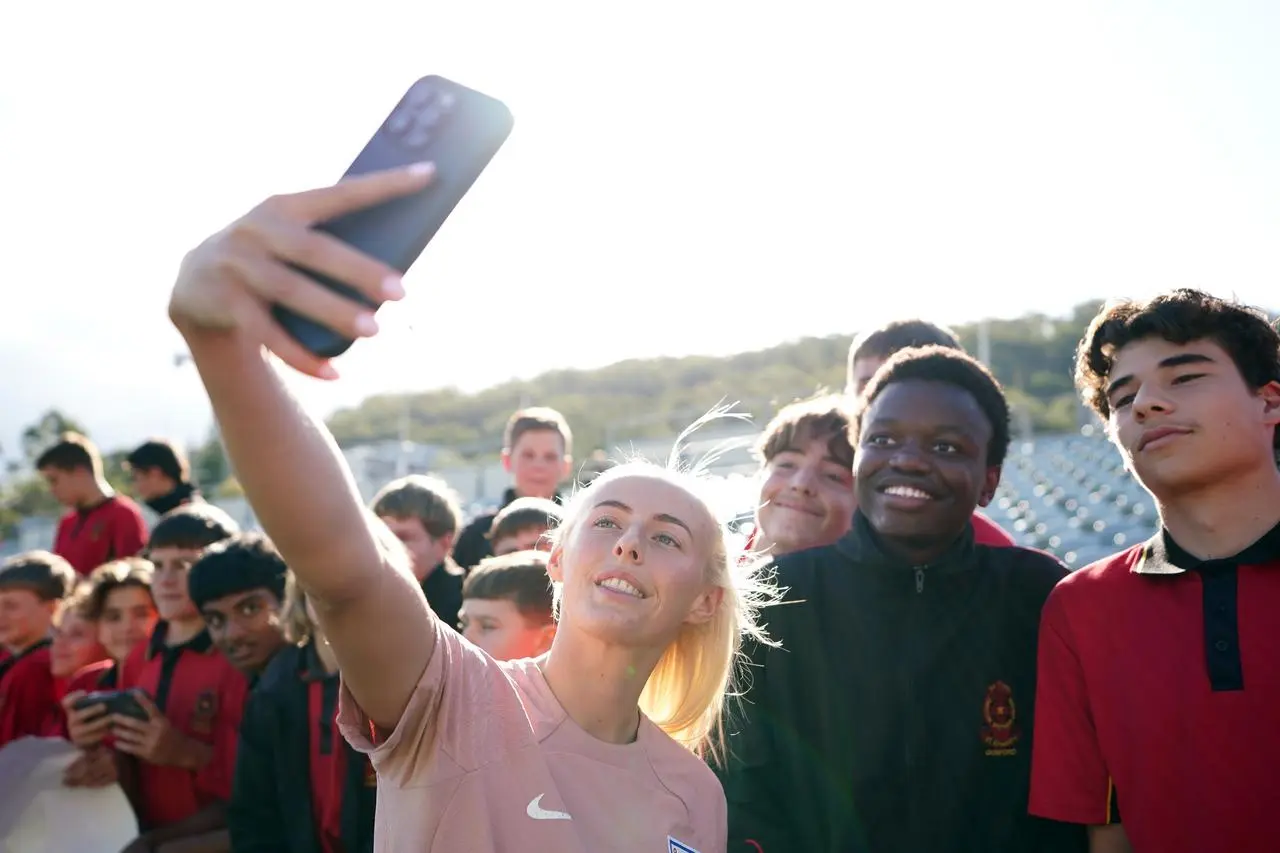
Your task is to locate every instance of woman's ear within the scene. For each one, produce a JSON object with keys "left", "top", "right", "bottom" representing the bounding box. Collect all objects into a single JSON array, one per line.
[{"left": 683, "top": 585, "right": 724, "bottom": 626}]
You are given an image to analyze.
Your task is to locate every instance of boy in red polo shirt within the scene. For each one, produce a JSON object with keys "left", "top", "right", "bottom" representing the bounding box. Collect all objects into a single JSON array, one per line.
[
  {"left": 38, "top": 432, "right": 148, "bottom": 575},
  {"left": 63, "top": 503, "right": 245, "bottom": 852},
  {"left": 0, "top": 550, "right": 75, "bottom": 745},
  {"left": 1030, "top": 289, "right": 1280, "bottom": 853}
]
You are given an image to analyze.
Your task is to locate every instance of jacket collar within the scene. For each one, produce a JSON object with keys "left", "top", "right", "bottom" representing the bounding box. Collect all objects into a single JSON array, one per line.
[
  {"left": 835, "top": 511, "right": 977, "bottom": 577},
  {"left": 499, "top": 487, "right": 563, "bottom": 509},
  {"left": 145, "top": 482, "right": 200, "bottom": 516}
]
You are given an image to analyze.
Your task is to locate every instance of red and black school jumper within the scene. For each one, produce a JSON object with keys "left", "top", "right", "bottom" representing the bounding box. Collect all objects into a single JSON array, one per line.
[
  {"left": 0, "top": 638, "right": 55, "bottom": 746},
  {"left": 119, "top": 622, "right": 248, "bottom": 830},
  {"left": 53, "top": 493, "right": 149, "bottom": 576},
  {"left": 229, "top": 640, "right": 375, "bottom": 853}
]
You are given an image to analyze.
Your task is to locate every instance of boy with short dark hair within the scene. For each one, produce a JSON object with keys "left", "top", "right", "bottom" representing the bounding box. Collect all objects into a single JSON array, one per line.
[
  {"left": 371, "top": 474, "right": 466, "bottom": 628},
  {"left": 230, "top": 573, "right": 376, "bottom": 853},
  {"left": 845, "top": 319, "right": 1016, "bottom": 547},
  {"left": 38, "top": 432, "right": 149, "bottom": 575},
  {"left": 62, "top": 503, "right": 245, "bottom": 851},
  {"left": 452, "top": 407, "right": 573, "bottom": 570},
  {"left": 0, "top": 550, "right": 76, "bottom": 745},
  {"left": 188, "top": 532, "right": 290, "bottom": 681},
  {"left": 487, "top": 496, "right": 562, "bottom": 556},
  {"left": 846, "top": 318, "right": 962, "bottom": 395},
  {"left": 1030, "top": 289, "right": 1280, "bottom": 853},
  {"left": 721, "top": 346, "right": 1085, "bottom": 853},
  {"left": 126, "top": 438, "right": 203, "bottom": 516},
  {"left": 459, "top": 551, "right": 557, "bottom": 661}
]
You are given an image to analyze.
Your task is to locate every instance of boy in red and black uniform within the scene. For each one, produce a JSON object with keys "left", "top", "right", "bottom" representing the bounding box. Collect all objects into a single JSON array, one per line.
[
  {"left": 0, "top": 550, "right": 75, "bottom": 745},
  {"left": 230, "top": 574, "right": 375, "bottom": 852},
  {"left": 188, "top": 532, "right": 290, "bottom": 686},
  {"left": 64, "top": 504, "right": 245, "bottom": 852},
  {"left": 1030, "top": 290, "right": 1280, "bottom": 853},
  {"left": 38, "top": 431, "right": 148, "bottom": 575}
]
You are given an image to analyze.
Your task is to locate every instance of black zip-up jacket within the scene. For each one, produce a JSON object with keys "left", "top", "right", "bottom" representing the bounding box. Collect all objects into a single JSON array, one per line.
[
  {"left": 718, "top": 514, "right": 1087, "bottom": 853},
  {"left": 452, "top": 487, "right": 521, "bottom": 572},
  {"left": 229, "top": 642, "right": 375, "bottom": 853}
]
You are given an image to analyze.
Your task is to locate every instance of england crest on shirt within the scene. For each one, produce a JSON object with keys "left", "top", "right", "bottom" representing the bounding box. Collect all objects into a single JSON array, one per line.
[{"left": 668, "top": 838, "right": 699, "bottom": 853}]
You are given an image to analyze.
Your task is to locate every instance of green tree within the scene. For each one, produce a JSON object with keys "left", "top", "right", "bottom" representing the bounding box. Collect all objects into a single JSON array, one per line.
[
  {"left": 21, "top": 410, "right": 88, "bottom": 463},
  {"left": 190, "top": 428, "right": 231, "bottom": 491},
  {"left": 325, "top": 300, "right": 1115, "bottom": 452}
]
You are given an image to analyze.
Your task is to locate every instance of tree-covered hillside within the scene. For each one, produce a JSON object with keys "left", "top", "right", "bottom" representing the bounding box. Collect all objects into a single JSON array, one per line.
[{"left": 325, "top": 299, "right": 1108, "bottom": 457}]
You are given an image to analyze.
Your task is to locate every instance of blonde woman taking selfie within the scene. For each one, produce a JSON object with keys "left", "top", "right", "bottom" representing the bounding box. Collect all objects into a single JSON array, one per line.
[{"left": 168, "top": 164, "right": 773, "bottom": 852}]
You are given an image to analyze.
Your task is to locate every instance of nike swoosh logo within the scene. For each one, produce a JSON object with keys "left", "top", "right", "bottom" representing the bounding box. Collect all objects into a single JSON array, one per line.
[{"left": 527, "top": 793, "right": 572, "bottom": 821}]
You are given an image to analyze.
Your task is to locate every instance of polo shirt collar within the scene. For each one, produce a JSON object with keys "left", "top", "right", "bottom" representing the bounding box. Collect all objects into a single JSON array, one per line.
[
  {"left": 146, "top": 620, "right": 213, "bottom": 659},
  {"left": 1135, "top": 519, "right": 1280, "bottom": 575}
]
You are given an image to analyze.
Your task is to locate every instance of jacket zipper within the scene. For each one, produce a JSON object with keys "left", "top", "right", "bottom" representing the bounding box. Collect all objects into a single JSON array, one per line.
[{"left": 904, "top": 563, "right": 928, "bottom": 838}]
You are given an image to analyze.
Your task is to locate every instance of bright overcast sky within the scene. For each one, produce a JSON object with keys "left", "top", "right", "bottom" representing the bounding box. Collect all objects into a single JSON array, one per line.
[{"left": 1, "top": 1, "right": 1277, "bottom": 457}]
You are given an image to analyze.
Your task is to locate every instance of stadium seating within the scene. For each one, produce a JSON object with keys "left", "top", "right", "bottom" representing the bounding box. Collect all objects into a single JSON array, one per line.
[{"left": 994, "top": 425, "right": 1158, "bottom": 568}]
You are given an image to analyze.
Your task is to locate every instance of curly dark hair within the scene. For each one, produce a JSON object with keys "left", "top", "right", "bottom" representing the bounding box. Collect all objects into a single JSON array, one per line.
[
  {"left": 1075, "top": 290, "right": 1280, "bottom": 443},
  {"left": 856, "top": 346, "right": 1012, "bottom": 467}
]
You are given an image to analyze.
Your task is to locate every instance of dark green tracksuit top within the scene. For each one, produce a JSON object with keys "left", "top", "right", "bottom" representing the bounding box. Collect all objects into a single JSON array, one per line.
[{"left": 716, "top": 513, "right": 1088, "bottom": 853}]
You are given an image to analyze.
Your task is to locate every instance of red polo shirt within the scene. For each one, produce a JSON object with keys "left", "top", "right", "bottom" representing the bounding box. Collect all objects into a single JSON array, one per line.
[
  {"left": 972, "top": 512, "right": 1016, "bottom": 547},
  {"left": 119, "top": 623, "right": 248, "bottom": 829},
  {"left": 0, "top": 638, "right": 55, "bottom": 746},
  {"left": 53, "top": 494, "right": 148, "bottom": 576},
  {"left": 1029, "top": 525, "right": 1280, "bottom": 853}
]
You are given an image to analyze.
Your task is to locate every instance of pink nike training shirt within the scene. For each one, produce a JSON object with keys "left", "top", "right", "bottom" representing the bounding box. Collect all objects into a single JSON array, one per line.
[{"left": 337, "top": 615, "right": 726, "bottom": 852}]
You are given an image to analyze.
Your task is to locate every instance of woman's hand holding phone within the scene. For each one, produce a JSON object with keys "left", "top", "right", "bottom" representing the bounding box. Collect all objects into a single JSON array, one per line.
[{"left": 168, "top": 164, "right": 435, "bottom": 379}]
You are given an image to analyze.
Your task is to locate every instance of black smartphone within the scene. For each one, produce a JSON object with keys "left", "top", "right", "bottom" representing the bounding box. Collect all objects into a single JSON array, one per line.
[
  {"left": 273, "top": 74, "right": 515, "bottom": 358},
  {"left": 72, "top": 688, "right": 149, "bottom": 721}
]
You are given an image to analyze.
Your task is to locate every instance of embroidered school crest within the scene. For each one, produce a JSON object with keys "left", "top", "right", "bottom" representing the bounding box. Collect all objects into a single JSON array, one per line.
[
  {"left": 668, "top": 837, "right": 700, "bottom": 853},
  {"left": 190, "top": 689, "right": 217, "bottom": 735},
  {"left": 980, "top": 680, "right": 1020, "bottom": 756}
]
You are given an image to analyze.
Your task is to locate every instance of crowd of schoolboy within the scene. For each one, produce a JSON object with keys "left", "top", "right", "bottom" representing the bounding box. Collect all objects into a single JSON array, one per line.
[{"left": 1, "top": 287, "right": 1277, "bottom": 852}]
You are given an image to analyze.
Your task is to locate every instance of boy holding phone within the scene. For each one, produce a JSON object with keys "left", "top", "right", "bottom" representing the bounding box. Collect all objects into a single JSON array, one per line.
[
  {"left": 63, "top": 504, "right": 245, "bottom": 853},
  {"left": 0, "top": 550, "right": 76, "bottom": 746}
]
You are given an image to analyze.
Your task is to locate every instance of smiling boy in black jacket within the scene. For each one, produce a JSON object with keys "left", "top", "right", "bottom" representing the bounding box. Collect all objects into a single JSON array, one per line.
[{"left": 718, "top": 346, "right": 1086, "bottom": 853}]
